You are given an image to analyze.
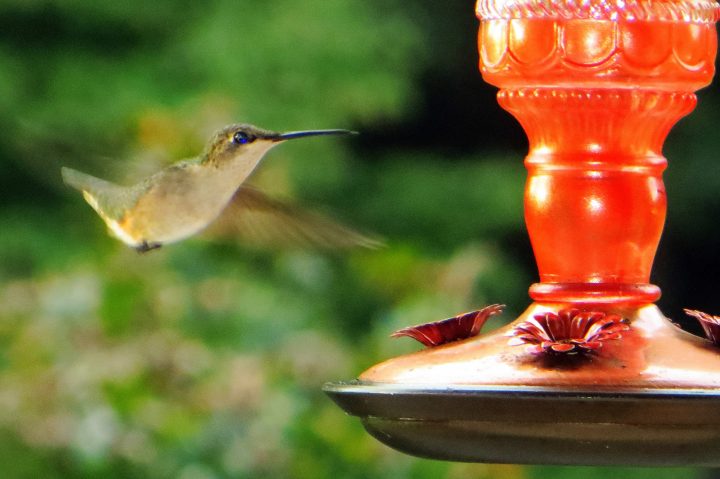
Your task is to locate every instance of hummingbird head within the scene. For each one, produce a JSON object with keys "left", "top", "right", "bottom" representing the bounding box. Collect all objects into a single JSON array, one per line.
[{"left": 202, "top": 124, "right": 357, "bottom": 167}]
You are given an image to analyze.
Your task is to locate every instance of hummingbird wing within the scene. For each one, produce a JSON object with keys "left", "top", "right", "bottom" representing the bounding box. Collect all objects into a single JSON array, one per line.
[{"left": 205, "top": 187, "right": 383, "bottom": 250}]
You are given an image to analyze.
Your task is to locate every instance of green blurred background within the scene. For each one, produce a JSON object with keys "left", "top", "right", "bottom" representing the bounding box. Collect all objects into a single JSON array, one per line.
[{"left": 1, "top": 1, "right": 719, "bottom": 477}]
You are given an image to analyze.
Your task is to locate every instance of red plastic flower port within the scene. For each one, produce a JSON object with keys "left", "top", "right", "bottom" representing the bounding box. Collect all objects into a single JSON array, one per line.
[
  {"left": 391, "top": 304, "right": 505, "bottom": 347},
  {"left": 508, "top": 308, "right": 630, "bottom": 355},
  {"left": 684, "top": 309, "right": 720, "bottom": 345}
]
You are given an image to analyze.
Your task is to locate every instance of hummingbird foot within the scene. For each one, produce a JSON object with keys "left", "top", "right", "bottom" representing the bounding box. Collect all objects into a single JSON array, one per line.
[{"left": 135, "top": 241, "right": 163, "bottom": 253}]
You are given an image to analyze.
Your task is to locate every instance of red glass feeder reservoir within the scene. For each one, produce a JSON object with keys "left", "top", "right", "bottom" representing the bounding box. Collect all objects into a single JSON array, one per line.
[{"left": 325, "top": 0, "right": 720, "bottom": 466}]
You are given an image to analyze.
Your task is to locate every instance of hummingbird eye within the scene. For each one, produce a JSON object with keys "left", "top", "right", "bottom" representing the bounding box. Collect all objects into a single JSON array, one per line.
[{"left": 232, "top": 131, "right": 254, "bottom": 145}]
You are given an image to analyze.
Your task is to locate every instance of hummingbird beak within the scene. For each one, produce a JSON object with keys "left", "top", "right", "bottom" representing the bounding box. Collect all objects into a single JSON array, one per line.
[{"left": 275, "top": 129, "right": 358, "bottom": 142}]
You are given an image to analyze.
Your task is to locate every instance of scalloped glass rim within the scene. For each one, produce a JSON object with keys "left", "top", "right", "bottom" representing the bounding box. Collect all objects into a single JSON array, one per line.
[{"left": 476, "top": 0, "right": 720, "bottom": 23}]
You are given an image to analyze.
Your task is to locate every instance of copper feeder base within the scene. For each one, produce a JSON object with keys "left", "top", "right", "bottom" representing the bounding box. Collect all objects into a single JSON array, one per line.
[{"left": 324, "top": 304, "right": 720, "bottom": 465}]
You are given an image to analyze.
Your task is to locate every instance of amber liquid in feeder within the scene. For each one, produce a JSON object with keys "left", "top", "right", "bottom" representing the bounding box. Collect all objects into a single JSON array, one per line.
[{"left": 479, "top": 12, "right": 717, "bottom": 305}]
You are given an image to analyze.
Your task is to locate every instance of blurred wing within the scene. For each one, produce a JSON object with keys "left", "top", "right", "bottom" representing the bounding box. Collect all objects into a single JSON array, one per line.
[{"left": 205, "top": 187, "right": 383, "bottom": 250}]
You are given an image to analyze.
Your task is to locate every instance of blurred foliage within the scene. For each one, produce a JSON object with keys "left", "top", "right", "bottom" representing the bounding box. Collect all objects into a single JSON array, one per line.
[{"left": 0, "top": 0, "right": 718, "bottom": 478}]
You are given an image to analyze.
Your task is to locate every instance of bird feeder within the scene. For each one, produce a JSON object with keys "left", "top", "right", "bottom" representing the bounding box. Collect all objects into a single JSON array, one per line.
[{"left": 325, "top": 0, "right": 720, "bottom": 466}]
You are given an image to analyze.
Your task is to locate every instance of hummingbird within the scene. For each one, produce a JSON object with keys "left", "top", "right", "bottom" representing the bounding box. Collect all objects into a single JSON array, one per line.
[{"left": 61, "top": 124, "right": 374, "bottom": 252}]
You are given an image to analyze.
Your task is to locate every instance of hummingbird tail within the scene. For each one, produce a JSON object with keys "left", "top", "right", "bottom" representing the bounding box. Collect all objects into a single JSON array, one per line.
[
  {"left": 61, "top": 166, "right": 135, "bottom": 218},
  {"left": 61, "top": 167, "right": 103, "bottom": 192}
]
